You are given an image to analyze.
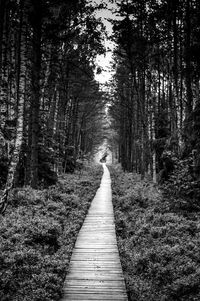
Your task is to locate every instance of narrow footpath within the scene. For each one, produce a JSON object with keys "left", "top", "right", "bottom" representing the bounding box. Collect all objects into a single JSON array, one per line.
[{"left": 61, "top": 163, "right": 128, "bottom": 301}]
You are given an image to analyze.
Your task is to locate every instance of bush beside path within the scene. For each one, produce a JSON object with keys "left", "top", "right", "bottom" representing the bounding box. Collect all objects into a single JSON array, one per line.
[
  {"left": 0, "top": 165, "right": 102, "bottom": 301},
  {"left": 110, "top": 165, "right": 200, "bottom": 301}
]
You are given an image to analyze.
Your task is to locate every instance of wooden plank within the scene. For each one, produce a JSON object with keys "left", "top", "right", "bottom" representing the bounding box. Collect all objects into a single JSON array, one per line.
[
  {"left": 73, "top": 249, "right": 118, "bottom": 253},
  {"left": 63, "top": 279, "right": 126, "bottom": 288},
  {"left": 70, "top": 255, "right": 120, "bottom": 261},
  {"left": 69, "top": 262, "right": 122, "bottom": 268},
  {"left": 61, "top": 164, "right": 128, "bottom": 301},
  {"left": 62, "top": 293, "right": 128, "bottom": 301},
  {"left": 67, "top": 262, "right": 124, "bottom": 268},
  {"left": 69, "top": 269, "right": 123, "bottom": 273},
  {"left": 66, "top": 275, "right": 123, "bottom": 280},
  {"left": 65, "top": 288, "right": 126, "bottom": 293}
]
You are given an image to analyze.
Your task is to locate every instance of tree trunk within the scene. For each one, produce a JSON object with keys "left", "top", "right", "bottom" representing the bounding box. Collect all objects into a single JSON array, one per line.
[
  {"left": 29, "top": 17, "right": 42, "bottom": 188},
  {"left": 185, "top": 0, "right": 193, "bottom": 118},
  {"left": 0, "top": 0, "right": 7, "bottom": 79},
  {"left": 0, "top": 12, "right": 26, "bottom": 213}
]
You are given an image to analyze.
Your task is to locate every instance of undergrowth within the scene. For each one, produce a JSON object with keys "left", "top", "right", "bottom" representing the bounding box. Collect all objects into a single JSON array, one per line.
[
  {"left": 110, "top": 165, "right": 200, "bottom": 301},
  {"left": 0, "top": 164, "right": 102, "bottom": 301}
]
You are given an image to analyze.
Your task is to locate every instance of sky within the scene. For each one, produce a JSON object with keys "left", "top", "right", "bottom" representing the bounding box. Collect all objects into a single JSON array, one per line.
[{"left": 92, "top": 0, "right": 116, "bottom": 85}]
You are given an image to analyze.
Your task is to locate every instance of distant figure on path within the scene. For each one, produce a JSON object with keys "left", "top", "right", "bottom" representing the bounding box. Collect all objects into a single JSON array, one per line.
[{"left": 100, "top": 152, "right": 107, "bottom": 163}]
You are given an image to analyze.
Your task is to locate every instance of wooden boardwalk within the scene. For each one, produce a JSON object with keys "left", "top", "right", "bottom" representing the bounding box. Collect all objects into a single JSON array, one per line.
[{"left": 61, "top": 163, "right": 128, "bottom": 301}]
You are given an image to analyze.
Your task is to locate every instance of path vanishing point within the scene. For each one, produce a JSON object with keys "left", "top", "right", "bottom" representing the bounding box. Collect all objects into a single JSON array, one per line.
[{"left": 61, "top": 163, "right": 128, "bottom": 301}]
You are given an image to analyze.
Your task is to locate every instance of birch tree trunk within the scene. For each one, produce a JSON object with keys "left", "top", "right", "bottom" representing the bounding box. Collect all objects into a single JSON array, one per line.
[
  {"left": 0, "top": 16, "right": 26, "bottom": 214},
  {"left": 29, "top": 13, "right": 42, "bottom": 188},
  {"left": 152, "top": 110, "right": 157, "bottom": 183},
  {"left": 0, "top": 0, "right": 7, "bottom": 79}
]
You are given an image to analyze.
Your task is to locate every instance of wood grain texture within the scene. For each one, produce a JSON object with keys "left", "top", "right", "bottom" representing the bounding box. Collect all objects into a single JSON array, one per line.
[{"left": 61, "top": 164, "right": 128, "bottom": 301}]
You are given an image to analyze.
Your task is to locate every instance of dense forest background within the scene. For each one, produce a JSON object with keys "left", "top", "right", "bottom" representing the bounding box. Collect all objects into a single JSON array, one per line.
[
  {"left": 109, "top": 0, "right": 200, "bottom": 185},
  {"left": 1, "top": 0, "right": 200, "bottom": 300}
]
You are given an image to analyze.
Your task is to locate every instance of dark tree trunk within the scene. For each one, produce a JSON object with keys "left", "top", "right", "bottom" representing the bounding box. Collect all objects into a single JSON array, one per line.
[
  {"left": 185, "top": 0, "right": 193, "bottom": 118},
  {"left": 29, "top": 16, "right": 42, "bottom": 188}
]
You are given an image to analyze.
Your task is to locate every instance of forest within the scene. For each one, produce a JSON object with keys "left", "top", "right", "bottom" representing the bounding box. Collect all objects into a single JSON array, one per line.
[
  {"left": 0, "top": 0, "right": 108, "bottom": 213},
  {"left": 109, "top": 0, "right": 200, "bottom": 182},
  {"left": 0, "top": 0, "right": 200, "bottom": 300}
]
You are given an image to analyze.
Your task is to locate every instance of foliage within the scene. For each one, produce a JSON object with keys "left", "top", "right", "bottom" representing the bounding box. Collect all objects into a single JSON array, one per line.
[
  {"left": 157, "top": 150, "right": 176, "bottom": 183},
  {"left": 0, "top": 156, "right": 8, "bottom": 189},
  {"left": 0, "top": 164, "right": 102, "bottom": 301},
  {"left": 162, "top": 155, "right": 200, "bottom": 213},
  {"left": 110, "top": 166, "right": 200, "bottom": 301},
  {"left": 0, "top": 146, "right": 58, "bottom": 189},
  {"left": 38, "top": 146, "right": 58, "bottom": 188}
]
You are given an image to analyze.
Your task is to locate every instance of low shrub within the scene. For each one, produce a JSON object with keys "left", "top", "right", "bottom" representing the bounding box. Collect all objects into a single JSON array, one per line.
[
  {"left": 110, "top": 166, "right": 200, "bottom": 301},
  {"left": 0, "top": 164, "right": 102, "bottom": 301},
  {"left": 162, "top": 156, "right": 200, "bottom": 213}
]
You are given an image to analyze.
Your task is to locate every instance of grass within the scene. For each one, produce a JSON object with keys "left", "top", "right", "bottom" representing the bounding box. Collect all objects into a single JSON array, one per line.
[
  {"left": 109, "top": 165, "right": 200, "bottom": 301},
  {"left": 0, "top": 164, "right": 102, "bottom": 301}
]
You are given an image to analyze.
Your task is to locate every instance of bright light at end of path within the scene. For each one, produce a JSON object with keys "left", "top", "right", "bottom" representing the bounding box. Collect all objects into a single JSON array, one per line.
[{"left": 94, "top": 140, "right": 113, "bottom": 165}]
